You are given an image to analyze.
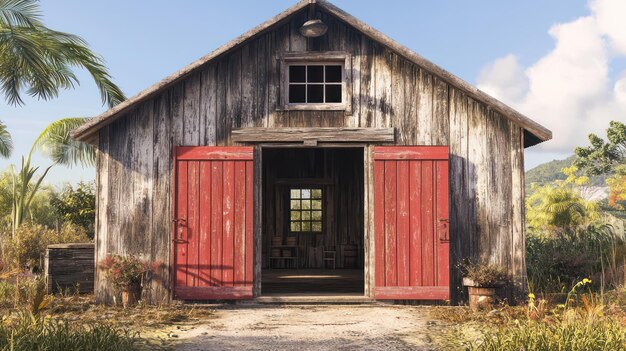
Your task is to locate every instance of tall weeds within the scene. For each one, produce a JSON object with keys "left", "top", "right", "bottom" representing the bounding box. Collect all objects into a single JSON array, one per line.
[{"left": 526, "top": 224, "right": 626, "bottom": 293}]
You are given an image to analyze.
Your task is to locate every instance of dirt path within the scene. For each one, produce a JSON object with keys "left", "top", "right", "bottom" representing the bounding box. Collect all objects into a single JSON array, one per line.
[{"left": 167, "top": 305, "right": 440, "bottom": 351}]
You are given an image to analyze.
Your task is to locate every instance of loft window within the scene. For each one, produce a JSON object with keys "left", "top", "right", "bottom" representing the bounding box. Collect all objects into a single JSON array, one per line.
[
  {"left": 288, "top": 64, "right": 343, "bottom": 104},
  {"left": 280, "top": 51, "right": 352, "bottom": 112},
  {"left": 289, "top": 188, "right": 323, "bottom": 233}
]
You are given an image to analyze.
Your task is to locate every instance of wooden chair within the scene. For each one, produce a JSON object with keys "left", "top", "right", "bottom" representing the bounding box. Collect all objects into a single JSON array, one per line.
[{"left": 323, "top": 247, "right": 336, "bottom": 269}]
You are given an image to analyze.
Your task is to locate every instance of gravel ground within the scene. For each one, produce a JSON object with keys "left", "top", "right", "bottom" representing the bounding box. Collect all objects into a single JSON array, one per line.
[{"left": 168, "top": 305, "right": 439, "bottom": 351}]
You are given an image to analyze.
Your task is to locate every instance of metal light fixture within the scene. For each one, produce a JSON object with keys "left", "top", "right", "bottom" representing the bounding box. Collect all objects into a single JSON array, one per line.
[{"left": 300, "top": 18, "right": 328, "bottom": 38}]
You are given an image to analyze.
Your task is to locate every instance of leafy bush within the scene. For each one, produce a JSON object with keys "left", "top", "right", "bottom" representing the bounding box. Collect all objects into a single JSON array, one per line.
[
  {"left": 99, "top": 255, "right": 161, "bottom": 291},
  {"left": 51, "top": 181, "right": 95, "bottom": 238},
  {"left": 526, "top": 224, "right": 626, "bottom": 293},
  {"left": 1, "top": 223, "right": 90, "bottom": 271},
  {"left": 0, "top": 314, "right": 138, "bottom": 351}
]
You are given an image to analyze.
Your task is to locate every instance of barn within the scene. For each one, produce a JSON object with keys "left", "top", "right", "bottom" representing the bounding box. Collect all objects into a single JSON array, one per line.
[{"left": 72, "top": 0, "right": 552, "bottom": 304}]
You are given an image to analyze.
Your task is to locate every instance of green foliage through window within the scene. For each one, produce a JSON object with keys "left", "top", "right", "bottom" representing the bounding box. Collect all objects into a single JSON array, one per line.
[{"left": 289, "top": 188, "right": 322, "bottom": 233}]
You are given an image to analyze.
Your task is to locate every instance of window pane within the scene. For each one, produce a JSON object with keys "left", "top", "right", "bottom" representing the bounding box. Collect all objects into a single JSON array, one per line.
[
  {"left": 290, "top": 189, "right": 300, "bottom": 198},
  {"left": 290, "top": 200, "right": 301, "bottom": 210},
  {"left": 290, "top": 222, "right": 301, "bottom": 232},
  {"left": 289, "top": 65, "right": 306, "bottom": 82},
  {"left": 307, "top": 84, "right": 323, "bottom": 103},
  {"left": 312, "top": 200, "right": 322, "bottom": 210},
  {"left": 311, "top": 189, "right": 322, "bottom": 198},
  {"left": 325, "top": 84, "right": 342, "bottom": 103},
  {"left": 302, "top": 200, "right": 311, "bottom": 209},
  {"left": 302, "top": 211, "right": 311, "bottom": 220},
  {"left": 325, "top": 65, "right": 342, "bottom": 82},
  {"left": 301, "top": 222, "right": 311, "bottom": 232},
  {"left": 307, "top": 65, "right": 324, "bottom": 82},
  {"left": 301, "top": 189, "right": 311, "bottom": 199},
  {"left": 290, "top": 211, "right": 301, "bottom": 220},
  {"left": 312, "top": 222, "right": 322, "bottom": 232},
  {"left": 289, "top": 84, "right": 306, "bottom": 103},
  {"left": 312, "top": 211, "right": 322, "bottom": 220}
]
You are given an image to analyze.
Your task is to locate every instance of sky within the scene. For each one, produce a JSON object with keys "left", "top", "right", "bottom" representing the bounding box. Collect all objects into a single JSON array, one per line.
[{"left": 1, "top": 0, "right": 623, "bottom": 186}]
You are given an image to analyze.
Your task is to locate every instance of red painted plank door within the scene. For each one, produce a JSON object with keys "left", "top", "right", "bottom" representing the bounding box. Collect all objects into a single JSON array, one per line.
[
  {"left": 173, "top": 147, "right": 254, "bottom": 300},
  {"left": 373, "top": 146, "right": 450, "bottom": 300}
]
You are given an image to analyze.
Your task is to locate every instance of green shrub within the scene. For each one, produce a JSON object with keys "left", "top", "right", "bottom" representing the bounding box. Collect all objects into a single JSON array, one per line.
[
  {"left": 0, "top": 314, "right": 138, "bottom": 351},
  {"left": 1, "top": 223, "right": 90, "bottom": 271}
]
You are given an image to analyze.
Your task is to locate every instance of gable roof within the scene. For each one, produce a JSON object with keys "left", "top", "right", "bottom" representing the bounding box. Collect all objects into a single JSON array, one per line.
[{"left": 71, "top": 0, "right": 552, "bottom": 145}]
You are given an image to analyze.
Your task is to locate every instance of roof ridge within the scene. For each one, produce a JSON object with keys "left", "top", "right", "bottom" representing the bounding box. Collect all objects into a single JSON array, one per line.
[{"left": 71, "top": 0, "right": 551, "bottom": 144}]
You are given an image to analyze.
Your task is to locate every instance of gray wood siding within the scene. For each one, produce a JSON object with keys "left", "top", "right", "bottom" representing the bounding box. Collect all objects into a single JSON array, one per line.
[{"left": 95, "top": 8, "right": 526, "bottom": 303}]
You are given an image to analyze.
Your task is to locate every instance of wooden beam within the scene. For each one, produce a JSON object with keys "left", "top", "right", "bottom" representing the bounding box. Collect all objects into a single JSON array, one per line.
[{"left": 232, "top": 128, "right": 395, "bottom": 143}]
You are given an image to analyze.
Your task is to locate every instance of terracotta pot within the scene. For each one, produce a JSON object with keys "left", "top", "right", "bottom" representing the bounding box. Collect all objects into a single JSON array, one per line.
[
  {"left": 468, "top": 286, "right": 497, "bottom": 312},
  {"left": 120, "top": 283, "right": 141, "bottom": 308}
]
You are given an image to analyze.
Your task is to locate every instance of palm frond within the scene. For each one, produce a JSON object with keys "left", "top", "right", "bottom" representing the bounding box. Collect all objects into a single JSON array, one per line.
[
  {"left": 0, "top": 120, "right": 13, "bottom": 157},
  {"left": 35, "top": 117, "right": 95, "bottom": 167},
  {"left": 0, "top": 2, "right": 126, "bottom": 106},
  {"left": 0, "top": 0, "right": 41, "bottom": 28}
]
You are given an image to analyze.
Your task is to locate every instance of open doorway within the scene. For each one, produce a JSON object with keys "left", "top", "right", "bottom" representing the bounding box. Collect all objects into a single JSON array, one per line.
[{"left": 261, "top": 147, "right": 364, "bottom": 296}]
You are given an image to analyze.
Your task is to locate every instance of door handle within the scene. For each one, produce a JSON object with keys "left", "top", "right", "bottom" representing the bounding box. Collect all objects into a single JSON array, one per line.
[
  {"left": 438, "top": 218, "right": 450, "bottom": 242},
  {"left": 173, "top": 218, "right": 187, "bottom": 241}
]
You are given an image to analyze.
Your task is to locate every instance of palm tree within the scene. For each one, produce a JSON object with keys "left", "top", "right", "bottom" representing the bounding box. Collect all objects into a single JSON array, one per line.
[
  {"left": 0, "top": 0, "right": 125, "bottom": 107},
  {"left": 9, "top": 117, "right": 94, "bottom": 236}
]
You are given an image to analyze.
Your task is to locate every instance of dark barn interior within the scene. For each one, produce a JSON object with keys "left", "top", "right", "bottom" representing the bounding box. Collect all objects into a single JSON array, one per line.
[{"left": 261, "top": 147, "right": 364, "bottom": 295}]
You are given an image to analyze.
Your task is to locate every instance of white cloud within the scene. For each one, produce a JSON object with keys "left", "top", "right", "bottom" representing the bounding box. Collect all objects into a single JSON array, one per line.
[
  {"left": 477, "top": 0, "right": 626, "bottom": 156},
  {"left": 591, "top": 0, "right": 626, "bottom": 55}
]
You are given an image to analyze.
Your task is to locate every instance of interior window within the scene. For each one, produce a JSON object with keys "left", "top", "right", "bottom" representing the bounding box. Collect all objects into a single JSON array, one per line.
[
  {"left": 288, "top": 64, "right": 343, "bottom": 104},
  {"left": 289, "top": 188, "right": 323, "bottom": 233}
]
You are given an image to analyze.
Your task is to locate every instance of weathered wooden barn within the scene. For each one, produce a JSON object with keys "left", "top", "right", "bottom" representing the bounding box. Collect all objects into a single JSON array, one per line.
[{"left": 72, "top": 0, "right": 552, "bottom": 304}]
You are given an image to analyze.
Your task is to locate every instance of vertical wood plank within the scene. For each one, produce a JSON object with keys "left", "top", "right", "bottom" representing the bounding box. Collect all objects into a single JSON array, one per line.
[
  {"left": 421, "top": 160, "right": 434, "bottom": 286},
  {"left": 409, "top": 160, "right": 422, "bottom": 287},
  {"left": 186, "top": 161, "right": 200, "bottom": 287},
  {"left": 433, "top": 78, "right": 450, "bottom": 145},
  {"left": 175, "top": 161, "right": 188, "bottom": 287},
  {"left": 436, "top": 160, "right": 450, "bottom": 287},
  {"left": 374, "top": 45, "right": 393, "bottom": 128},
  {"left": 222, "top": 161, "right": 235, "bottom": 287},
  {"left": 200, "top": 65, "right": 217, "bottom": 145},
  {"left": 510, "top": 126, "right": 526, "bottom": 300},
  {"left": 383, "top": 161, "right": 397, "bottom": 286},
  {"left": 234, "top": 161, "right": 246, "bottom": 286},
  {"left": 416, "top": 69, "right": 433, "bottom": 144},
  {"left": 360, "top": 36, "right": 374, "bottom": 127},
  {"left": 226, "top": 52, "right": 242, "bottom": 145},
  {"left": 241, "top": 43, "right": 256, "bottom": 129},
  {"left": 198, "top": 162, "right": 212, "bottom": 287},
  {"left": 245, "top": 160, "right": 254, "bottom": 287},
  {"left": 373, "top": 160, "right": 385, "bottom": 288},
  {"left": 183, "top": 75, "right": 201, "bottom": 146},
  {"left": 396, "top": 160, "right": 410, "bottom": 286},
  {"left": 210, "top": 161, "right": 223, "bottom": 286}
]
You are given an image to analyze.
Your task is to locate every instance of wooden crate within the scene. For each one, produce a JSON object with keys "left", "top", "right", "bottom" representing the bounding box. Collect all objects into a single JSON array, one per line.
[{"left": 44, "top": 243, "right": 94, "bottom": 294}]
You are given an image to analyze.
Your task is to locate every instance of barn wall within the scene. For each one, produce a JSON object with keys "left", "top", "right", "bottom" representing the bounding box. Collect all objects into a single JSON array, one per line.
[{"left": 95, "top": 8, "right": 526, "bottom": 303}]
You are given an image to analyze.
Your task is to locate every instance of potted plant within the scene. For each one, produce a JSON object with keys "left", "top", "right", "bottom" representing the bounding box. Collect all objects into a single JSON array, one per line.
[
  {"left": 462, "top": 262, "right": 510, "bottom": 311},
  {"left": 99, "top": 254, "right": 160, "bottom": 308}
]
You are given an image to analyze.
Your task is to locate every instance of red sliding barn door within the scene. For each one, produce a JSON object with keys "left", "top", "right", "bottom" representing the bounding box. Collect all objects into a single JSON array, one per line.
[
  {"left": 373, "top": 146, "right": 450, "bottom": 300},
  {"left": 173, "top": 147, "right": 254, "bottom": 300}
]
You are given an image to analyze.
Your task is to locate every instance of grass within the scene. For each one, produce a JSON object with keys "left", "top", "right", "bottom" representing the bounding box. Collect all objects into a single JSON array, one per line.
[
  {"left": 0, "top": 314, "right": 138, "bottom": 351},
  {"left": 430, "top": 283, "right": 626, "bottom": 351},
  {"left": 471, "top": 317, "right": 626, "bottom": 351}
]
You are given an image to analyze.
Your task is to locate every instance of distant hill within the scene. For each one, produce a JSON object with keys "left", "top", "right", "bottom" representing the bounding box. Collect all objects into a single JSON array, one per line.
[{"left": 525, "top": 155, "right": 608, "bottom": 194}]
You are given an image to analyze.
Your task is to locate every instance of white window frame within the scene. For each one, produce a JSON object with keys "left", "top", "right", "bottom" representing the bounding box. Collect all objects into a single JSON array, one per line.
[{"left": 280, "top": 51, "right": 352, "bottom": 113}]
